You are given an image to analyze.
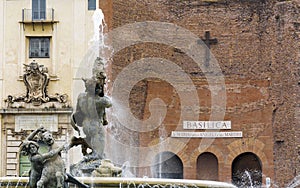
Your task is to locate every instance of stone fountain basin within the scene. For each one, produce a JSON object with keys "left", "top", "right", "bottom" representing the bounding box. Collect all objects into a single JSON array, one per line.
[{"left": 0, "top": 177, "right": 236, "bottom": 188}]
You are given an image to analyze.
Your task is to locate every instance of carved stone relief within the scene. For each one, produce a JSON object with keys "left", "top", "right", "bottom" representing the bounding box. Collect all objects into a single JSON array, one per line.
[{"left": 5, "top": 60, "right": 68, "bottom": 108}]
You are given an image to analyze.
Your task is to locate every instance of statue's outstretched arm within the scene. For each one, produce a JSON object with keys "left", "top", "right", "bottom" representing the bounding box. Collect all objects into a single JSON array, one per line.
[
  {"left": 96, "top": 96, "right": 112, "bottom": 111},
  {"left": 26, "top": 126, "right": 45, "bottom": 141},
  {"left": 41, "top": 144, "right": 66, "bottom": 162}
]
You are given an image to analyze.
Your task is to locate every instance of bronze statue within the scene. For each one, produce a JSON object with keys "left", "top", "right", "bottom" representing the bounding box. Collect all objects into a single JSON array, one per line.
[
  {"left": 20, "top": 136, "right": 67, "bottom": 188},
  {"left": 70, "top": 58, "right": 111, "bottom": 160},
  {"left": 38, "top": 128, "right": 90, "bottom": 188},
  {"left": 21, "top": 127, "right": 90, "bottom": 188},
  {"left": 71, "top": 77, "right": 112, "bottom": 159}
]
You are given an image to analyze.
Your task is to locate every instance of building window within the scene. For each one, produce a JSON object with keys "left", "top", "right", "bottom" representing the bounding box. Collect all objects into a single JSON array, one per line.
[
  {"left": 32, "top": 0, "right": 46, "bottom": 20},
  {"left": 29, "top": 37, "right": 50, "bottom": 58},
  {"left": 88, "top": 0, "right": 96, "bottom": 10}
]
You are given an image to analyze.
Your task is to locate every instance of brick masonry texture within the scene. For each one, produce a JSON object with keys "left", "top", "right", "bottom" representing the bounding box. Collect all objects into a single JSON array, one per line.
[{"left": 100, "top": 0, "right": 300, "bottom": 187}]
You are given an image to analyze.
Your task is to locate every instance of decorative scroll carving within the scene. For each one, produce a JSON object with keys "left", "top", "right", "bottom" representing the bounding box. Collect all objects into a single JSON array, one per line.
[
  {"left": 5, "top": 60, "right": 68, "bottom": 107},
  {"left": 23, "top": 60, "right": 50, "bottom": 105}
]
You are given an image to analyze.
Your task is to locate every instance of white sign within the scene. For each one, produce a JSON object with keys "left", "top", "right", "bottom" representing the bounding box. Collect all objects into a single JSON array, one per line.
[
  {"left": 183, "top": 121, "right": 231, "bottom": 129},
  {"left": 171, "top": 131, "right": 243, "bottom": 138},
  {"left": 266, "top": 177, "right": 271, "bottom": 188},
  {"left": 15, "top": 115, "right": 58, "bottom": 131}
]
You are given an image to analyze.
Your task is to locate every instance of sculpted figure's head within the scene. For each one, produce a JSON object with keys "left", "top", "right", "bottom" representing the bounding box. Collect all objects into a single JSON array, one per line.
[
  {"left": 20, "top": 141, "right": 40, "bottom": 155},
  {"left": 41, "top": 131, "right": 55, "bottom": 146}
]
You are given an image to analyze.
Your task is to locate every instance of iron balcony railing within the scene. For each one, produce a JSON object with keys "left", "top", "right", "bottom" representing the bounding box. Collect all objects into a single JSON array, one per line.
[{"left": 22, "top": 8, "right": 55, "bottom": 22}]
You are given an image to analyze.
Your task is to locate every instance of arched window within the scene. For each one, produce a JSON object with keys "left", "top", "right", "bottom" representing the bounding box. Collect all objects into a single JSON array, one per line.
[
  {"left": 232, "top": 152, "right": 262, "bottom": 187},
  {"left": 197, "top": 152, "right": 219, "bottom": 181},
  {"left": 152, "top": 151, "right": 183, "bottom": 179}
]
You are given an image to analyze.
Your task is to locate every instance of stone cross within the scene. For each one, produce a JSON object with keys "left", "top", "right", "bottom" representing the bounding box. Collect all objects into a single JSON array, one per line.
[{"left": 201, "top": 31, "right": 218, "bottom": 66}]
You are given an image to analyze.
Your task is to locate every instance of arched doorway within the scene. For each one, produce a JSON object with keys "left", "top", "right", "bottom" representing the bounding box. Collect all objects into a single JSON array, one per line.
[
  {"left": 232, "top": 152, "right": 262, "bottom": 187},
  {"left": 152, "top": 151, "right": 183, "bottom": 179},
  {"left": 197, "top": 152, "right": 219, "bottom": 181}
]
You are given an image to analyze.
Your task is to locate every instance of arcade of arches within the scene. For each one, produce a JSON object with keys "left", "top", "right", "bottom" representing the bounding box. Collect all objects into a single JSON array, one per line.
[{"left": 151, "top": 151, "right": 262, "bottom": 187}]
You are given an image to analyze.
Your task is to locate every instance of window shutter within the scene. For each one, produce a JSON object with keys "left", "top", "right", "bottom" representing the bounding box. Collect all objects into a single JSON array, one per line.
[
  {"left": 32, "top": 0, "right": 39, "bottom": 20},
  {"left": 40, "top": 0, "right": 46, "bottom": 20}
]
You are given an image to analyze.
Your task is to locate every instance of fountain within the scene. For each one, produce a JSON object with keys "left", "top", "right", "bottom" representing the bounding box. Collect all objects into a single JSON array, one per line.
[
  {"left": 232, "top": 169, "right": 262, "bottom": 188},
  {"left": 0, "top": 56, "right": 236, "bottom": 188},
  {"left": 0, "top": 6, "right": 237, "bottom": 188},
  {"left": 0, "top": 176, "right": 237, "bottom": 188},
  {"left": 0, "top": 56, "right": 236, "bottom": 187},
  {"left": 244, "top": 171, "right": 254, "bottom": 188}
]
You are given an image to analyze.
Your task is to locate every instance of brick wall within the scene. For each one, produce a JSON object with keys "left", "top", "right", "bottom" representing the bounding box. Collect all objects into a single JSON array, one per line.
[{"left": 100, "top": 0, "right": 300, "bottom": 187}]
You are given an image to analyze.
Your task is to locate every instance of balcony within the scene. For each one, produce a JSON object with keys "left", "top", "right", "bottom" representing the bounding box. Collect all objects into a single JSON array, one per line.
[{"left": 20, "top": 8, "right": 58, "bottom": 30}]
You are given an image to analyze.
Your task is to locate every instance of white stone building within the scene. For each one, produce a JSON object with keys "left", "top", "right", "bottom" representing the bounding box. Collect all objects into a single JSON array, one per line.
[{"left": 0, "top": 0, "right": 100, "bottom": 176}]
